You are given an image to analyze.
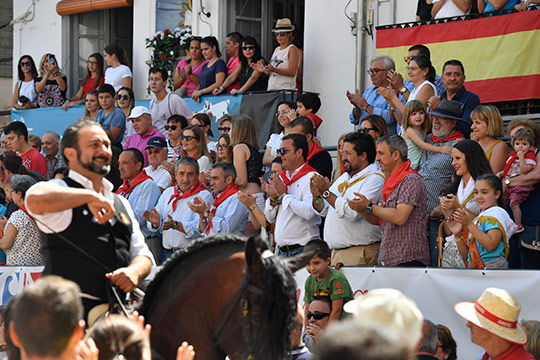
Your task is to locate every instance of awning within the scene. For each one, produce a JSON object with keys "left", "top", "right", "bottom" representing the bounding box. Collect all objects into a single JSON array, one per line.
[{"left": 56, "top": 0, "right": 133, "bottom": 16}]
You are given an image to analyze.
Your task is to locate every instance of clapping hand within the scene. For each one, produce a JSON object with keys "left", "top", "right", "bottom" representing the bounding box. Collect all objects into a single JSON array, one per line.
[
  {"left": 261, "top": 177, "right": 278, "bottom": 199},
  {"left": 310, "top": 173, "right": 331, "bottom": 196},
  {"left": 162, "top": 214, "right": 176, "bottom": 231},
  {"left": 143, "top": 208, "right": 161, "bottom": 228},
  {"left": 387, "top": 69, "right": 404, "bottom": 91},
  {"left": 187, "top": 196, "right": 209, "bottom": 214},
  {"left": 237, "top": 190, "right": 256, "bottom": 208},
  {"left": 377, "top": 87, "right": 397, "bottom": 102},
  {"left": 269, "top": 172, "right": 286, "bottom": 198},
  {"left": 347, "top": 192, "right": 371, "bottom": 213}
]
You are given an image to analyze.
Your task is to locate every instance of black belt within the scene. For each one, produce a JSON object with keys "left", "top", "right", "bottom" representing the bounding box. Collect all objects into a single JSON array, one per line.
[{"left": 279, "top": 244, "right": 303, "bottom": 252}]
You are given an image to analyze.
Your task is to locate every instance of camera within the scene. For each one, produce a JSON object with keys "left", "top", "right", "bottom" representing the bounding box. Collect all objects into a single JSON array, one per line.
[
  {"left": 18, "top": 96, "right": 29, "bottom": 104},
  {"left": 48, "top": 55, "right": 56, "bottom": 65}
]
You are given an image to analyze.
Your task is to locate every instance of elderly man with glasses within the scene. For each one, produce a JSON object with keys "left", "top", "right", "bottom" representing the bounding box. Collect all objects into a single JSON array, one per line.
[{"left": 347, "top": 55, "right": 404, "bottom": 135}]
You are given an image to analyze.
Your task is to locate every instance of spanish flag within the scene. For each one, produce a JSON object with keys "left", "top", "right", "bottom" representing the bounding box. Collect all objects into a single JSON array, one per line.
[{"left": 376, "top": 10, "right": 540, "bottom": 103}]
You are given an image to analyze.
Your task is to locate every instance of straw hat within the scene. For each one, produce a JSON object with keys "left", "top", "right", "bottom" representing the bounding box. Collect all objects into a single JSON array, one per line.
[
  {"left": 454, "top": 287, "right": 528, "bottom": 345},
  {"left": 343, "top": 288, "right": 423, "bottom": 351},
  {"left": 272, "top": 18, "right": 295, "bottom": 32}
]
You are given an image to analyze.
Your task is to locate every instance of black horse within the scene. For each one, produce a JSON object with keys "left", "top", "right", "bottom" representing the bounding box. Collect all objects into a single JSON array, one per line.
[{"left": 138, "top": 234, "right": 310, "bottom": 359}]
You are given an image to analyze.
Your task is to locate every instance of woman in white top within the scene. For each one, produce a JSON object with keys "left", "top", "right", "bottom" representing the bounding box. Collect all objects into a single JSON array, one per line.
[
  {"left": 438, "top": 140, "right": 493, "bottom": 267},
  {"left": 381, "top": 55, "right": 437, "bottom": 116},
  {"left": 262, "top": 100, "right": 296, "bottom": 166},
  {"left": 253, "top": 18, "right": 299, "bottom": 91},
  {"left": 104, "top": 44, "right": 132, "bottom": 91},
  {"left": 181, "top": 125, "right": 213, "bottom": 184},
  {"left": 11, "top": 55, "right": 39, "bottom": 109},
  {"left": 432, "top": 0, "right": 472, "bottom": 19}
]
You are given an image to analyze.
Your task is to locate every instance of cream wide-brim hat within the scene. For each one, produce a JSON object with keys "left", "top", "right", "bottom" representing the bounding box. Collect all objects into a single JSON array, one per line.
[
  {"left": 454, "top": 287, "right": 528, "bottom": 345},
  {"left": 272, "top": 18, "right": 295, "bottom": 33}
]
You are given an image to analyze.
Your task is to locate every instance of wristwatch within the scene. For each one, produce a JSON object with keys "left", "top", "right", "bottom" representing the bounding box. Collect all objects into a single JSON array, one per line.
[
  {"left": 399, "top": 87, "right": 407, "bottom": 94},
  {"left": 322, "top": 190, "right": 331, "bottom": 199},
  {"left": 249, "top": 205, "right": 257, "bottom": 211},
  {"left": 173, "top": 221, "right": 179, "bottom": 230},
  {"left": 505, "top": 178, "right": 511, "bottom": 186},
  {"left": 365, "top": 202, "right": 374, "bottom": 214},
  {"left": 203, "top": 210, "right": 210, "bottom": 218}
]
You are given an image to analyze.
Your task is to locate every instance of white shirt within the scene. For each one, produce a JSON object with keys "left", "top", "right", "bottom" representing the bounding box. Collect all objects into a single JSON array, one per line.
[
  {"left": 201, "top": 192, "right": 249, "bottom": 237},
  {"left": 144, "top": 164, "right": 172, "bottom": 189},
  {"left": 25, "top": 170, "right": 154, "bottom": 263},
  {"left": 198, "top": 155, "right": 212, "bottom": 172},
  {"left": 317, "top": 163, "right": 384, "bottom": 248},
  {"left": 409, "top": 80, "right": 438, "bottom": 101},
  {"left": 266, "top": 132, "right": 284, "bottom": 158},
  {"left": 147, "top": 185, "right": 213, "bottom": 249},
  {"left": 433, "top": 0, "right": 470, "bottom": 19},
  {"left": 267, "top": 44, "right": 298, "bottom": 91},
  {"left": 105, "top": 65, "right": 132, "bottom": 92},
  {"left": 150, "top": 93, "right": 192, "bottom": 135},
  {"left": 264, "top": 164, "right": 321, "bottom": 247}
]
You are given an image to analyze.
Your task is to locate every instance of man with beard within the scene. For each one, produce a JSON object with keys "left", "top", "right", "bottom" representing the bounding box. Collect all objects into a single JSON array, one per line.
[
  {"left": 417, "top": 99, "right": 465, "bottom": 266},
  {"left": 310, "top": 132, "right": 384, "bottom": 266},
  {"left": 25, "top": 120, "right": 154, "bottom": 320}
]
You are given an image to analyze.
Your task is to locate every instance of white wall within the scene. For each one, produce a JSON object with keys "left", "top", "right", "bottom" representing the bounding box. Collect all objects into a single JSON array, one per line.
[
  {"left": 303, "top": 0, "right": 359, "bottom": 147},
  {"left": 132, "top": 0, "right": 157, "bottom": 100},
  {"left": 12, "top": 0, "right": 63, "bottom": 78},
  {"left": 191, "top": 0, "right": 225, "bottom": 38}
]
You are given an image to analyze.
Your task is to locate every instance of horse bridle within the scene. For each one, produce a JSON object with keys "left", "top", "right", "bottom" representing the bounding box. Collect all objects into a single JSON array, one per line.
[{"left": 213, "top": 250, "right": 274, "bottom": 359}]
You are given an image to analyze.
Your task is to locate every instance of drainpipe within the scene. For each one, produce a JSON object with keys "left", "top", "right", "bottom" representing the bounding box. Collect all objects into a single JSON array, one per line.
[{"left": 355, "top": 0, "right": 366, "bottom": 130}]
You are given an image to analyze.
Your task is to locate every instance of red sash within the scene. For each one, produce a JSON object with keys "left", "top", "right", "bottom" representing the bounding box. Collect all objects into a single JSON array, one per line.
[
  {"left": 307, "top": 142, "right": 325, "bottom": 161},
  {"left": 116, "top": 170, "right": 152, "bottom": 197},
  {"left": 431, "top": 130, "right": 464, "bottom": 143},
  {"left": 503, "top": 150, "right": 536, "bottom": 179},
  {"left": 306, "top": 114, "right": 323, "bottom": 132},
  {"left": 280, "top": 163, "right": 317, "bottom": 189},
  {"left": 168, "top": 180, "right": 207, "bottom": 211},
  {"left": 205, "top": 184, "right": 239, "bottom": 235},
  {"left": 379, "top": 160, "right": 418, "bottom": 226},
  {"left": 19, "top": 204, "right": 35, "bottom": 222}
]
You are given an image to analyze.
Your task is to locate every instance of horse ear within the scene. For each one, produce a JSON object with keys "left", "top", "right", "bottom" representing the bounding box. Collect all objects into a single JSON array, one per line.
[
  {"left": 245, "top": 237, "right": 264, "bottom": 274},
  {"left": 287, "top": 250, "right": 314, "bottom": 273}
]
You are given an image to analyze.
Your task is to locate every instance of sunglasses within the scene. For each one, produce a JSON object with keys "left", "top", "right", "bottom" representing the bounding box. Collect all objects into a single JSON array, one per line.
[
  {"left": 165, "top": 125, "right": 179, "bottom": 131},
  {"left": 116, "top": 94, "right": 130, "bottom": 101},
  {"left": 274, "top": 32, "right": 289, "bottom": 37},
  {"left": 20, "top": 61, "right": 31, "bottom": 67},
  {"left": 306, "top": 311, "right": 330, "bottom": 320},
  {"left": 404, "top": 56, "right": 412, "bottom": 63},
  {"left": 218, "top": 127, "right": 231, "bottom": 132},
  {"left": 367, "top": 68, "right": 386, "bottom": 75},
  {"left": 359, "top": 127, "right": 377, "bottom": 133},
  {"left": 242, "top": 45, "right": 255, "bottom": 51},
  {"left": 87, "top": 60, "right": 99, "bottom": 65},
  {"left": 276, "top": 147, "right": 294, "bottom": 156},
  {"left": 182, "top": 135, "right": 196, "bottom": 141},
  {"left": 217, "top": 144, "right": 228, "bottom": 150}
]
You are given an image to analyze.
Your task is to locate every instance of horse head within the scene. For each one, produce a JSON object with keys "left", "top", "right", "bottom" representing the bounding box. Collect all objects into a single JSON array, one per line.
[{"left": 237, "top": 237, "right": 313, "bottom": 360}]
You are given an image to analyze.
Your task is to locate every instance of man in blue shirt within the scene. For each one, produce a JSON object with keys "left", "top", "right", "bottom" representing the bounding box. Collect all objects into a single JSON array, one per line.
[
  {"left": 427, "top": 60, "right": 481, "bottom": 139},
  {"left": 347, "top": 55, "right": 401, "bottom": 135},
  {"left": 117, "top": 148, "right": 162, "bottom": 263}
]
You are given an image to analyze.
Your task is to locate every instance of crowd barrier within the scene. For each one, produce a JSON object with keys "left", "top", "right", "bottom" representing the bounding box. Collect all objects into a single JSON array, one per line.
[
  {"left": 11, "top": 91, "right": 291, "bottom": 147},
  {"left": 2, "top": 265, "right": 538, "bottom": 358},
  {"left": 376, "top": 10, "right": 540, "bottom": 103}
]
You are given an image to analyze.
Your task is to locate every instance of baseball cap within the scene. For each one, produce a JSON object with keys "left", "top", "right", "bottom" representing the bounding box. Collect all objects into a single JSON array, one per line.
[
  {"left": 128, "top": 106, "right": 151, "bottom": 120},
  {"left": 145, "top": 136, "right": 167, "bottom": 150}
]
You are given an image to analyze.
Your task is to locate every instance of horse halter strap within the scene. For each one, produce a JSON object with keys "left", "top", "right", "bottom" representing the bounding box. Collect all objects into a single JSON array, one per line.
[{"left": 213, "top": 271, "right": 264, "bottom": 358}]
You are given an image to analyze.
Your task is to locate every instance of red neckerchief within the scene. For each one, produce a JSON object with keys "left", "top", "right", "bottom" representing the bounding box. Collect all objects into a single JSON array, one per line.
[
  {"left": 206, "top": 184, "right": 239, "bottom": 235},
  {"left": 378, "top": 160, "right": 418, "bottom": 226},
  {"left": 503, "top": 150, "right": 536, "bottom": 179},
  {"left": 307, "top": 142, "right": 325, "bottom": 161},
  {"left": 20, "top": 204, "right": 35, "bottom": 222},
  {"left": 431, "top": 130, "right": 464, "bottom": 143},
  {"left": 306, "top": 114, "right": 323, "bottom": 133},
  {"left": 168, "top": 180, "right": 207, "bottom": 211},
  {"left": 280, "top": 163, "right": 317, "bottom": 189},
  {"left": 116, "top": 170, "right": 152, "bottom": 197}
]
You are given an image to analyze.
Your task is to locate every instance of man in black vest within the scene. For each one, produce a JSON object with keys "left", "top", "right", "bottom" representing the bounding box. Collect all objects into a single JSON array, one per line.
[{"left": 26, "top": 120, "right": 153, "bottom": 318}]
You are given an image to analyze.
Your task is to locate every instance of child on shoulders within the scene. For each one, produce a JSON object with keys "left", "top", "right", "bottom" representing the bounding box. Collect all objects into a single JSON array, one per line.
[
  {"left": 302, "top": 238, "right": 354, "bottom": 325},
  {"left": 497, "top": 128, "right": 536, "bottom": 232},
  {"left": 402, "top": 100, "right": 452, "bottom": 169}
]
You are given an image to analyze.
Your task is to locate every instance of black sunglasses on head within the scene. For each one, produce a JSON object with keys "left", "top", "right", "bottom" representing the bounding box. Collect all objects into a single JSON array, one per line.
[{"left": 306, "top": 311, "right": 330, "bottom": 320}]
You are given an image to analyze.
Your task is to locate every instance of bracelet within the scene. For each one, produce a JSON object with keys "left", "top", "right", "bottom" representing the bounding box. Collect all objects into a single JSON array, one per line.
[
  {"left": 270, "top": 198, "right": 282, "bottom": 207},
  {"left": 178, "top": 76, "right": 184, "bottom": 81},
  {"left": 314, "top": 197, "right": 322, "bottom": 204},
  {"left": 456, "top": 237, "right": 462, "bottom": 242},
  {"left": 54, "top": 71, "right": 60, "bottom": 77}
]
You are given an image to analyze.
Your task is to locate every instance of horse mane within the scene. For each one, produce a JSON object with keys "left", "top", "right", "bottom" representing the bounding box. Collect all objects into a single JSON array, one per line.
[
  {"left": 138, "top": 235, "right": 246, "bottom": 315},
  {"left": 252, "top": 253, "right": 297, "bottom": 360}
]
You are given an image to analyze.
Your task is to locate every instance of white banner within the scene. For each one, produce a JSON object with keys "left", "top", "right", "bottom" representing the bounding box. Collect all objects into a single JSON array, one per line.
[
  {"left": 295, "top": 267, "right": 540, "bottom": 359},
  {"left": 0, "top": 266, "right": 44, "bottom": 306}
]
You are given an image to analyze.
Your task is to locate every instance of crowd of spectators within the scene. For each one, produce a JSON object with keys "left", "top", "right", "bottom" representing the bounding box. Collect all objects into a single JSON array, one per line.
[{"left": 2, "top": 13, "right": 540, "bottom": 359}]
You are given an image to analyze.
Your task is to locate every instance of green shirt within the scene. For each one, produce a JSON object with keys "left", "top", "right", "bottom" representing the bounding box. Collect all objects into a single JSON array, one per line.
[{"left": 303, "top": 268, "right": 354, "bottom": 304}]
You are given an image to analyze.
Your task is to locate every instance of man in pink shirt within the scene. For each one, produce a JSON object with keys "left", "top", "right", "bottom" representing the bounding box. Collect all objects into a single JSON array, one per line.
[
  {"left": 125, "top": 106, "right": 165, "bottom": 167},
  {"left": 4, "top": 122, "right": 47, "bottom": 176}
]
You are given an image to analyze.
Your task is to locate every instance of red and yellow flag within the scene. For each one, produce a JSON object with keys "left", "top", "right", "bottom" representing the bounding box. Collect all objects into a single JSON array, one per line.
[{"left": 376, "top": 10, "right": 540, "bottom": 103}]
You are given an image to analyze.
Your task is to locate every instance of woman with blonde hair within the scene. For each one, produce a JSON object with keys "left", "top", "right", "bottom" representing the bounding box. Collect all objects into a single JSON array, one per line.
[
  {"left": 35, "top": 53, "right": 68, "bottom": 107},
  {"left": 333, "top": 134, "right": 346, "bottom": 182},
  {"left": 230, "top": 115, "right": 263, "bottom": 209},
  {"left": 470, "top": 104, "right": 508, "bottom": 174},
  {"left": 181, "top": 125, "right": 212, "bottom": 185},
  {"left": 78, "top": 90, "right": 101, "bottom": 121}
]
